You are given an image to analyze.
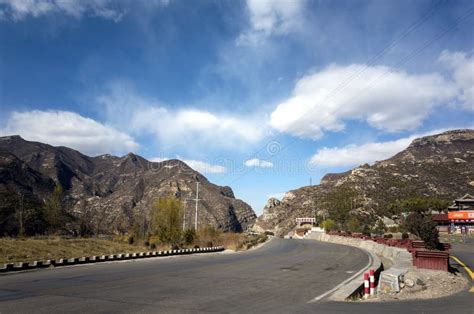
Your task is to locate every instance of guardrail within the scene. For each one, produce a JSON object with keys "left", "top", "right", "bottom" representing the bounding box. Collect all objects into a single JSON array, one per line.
[{"left": 0, "top": 246, "right": 225, "bottom": 274}]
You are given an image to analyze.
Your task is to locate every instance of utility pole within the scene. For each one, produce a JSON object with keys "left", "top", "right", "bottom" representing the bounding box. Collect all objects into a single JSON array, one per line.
[
  {"left": 183, "top": 199, "right": 187, "bottom": 231},
  {"left": 194, "top": 182, "right": 201, "bottom": 230},
  {"left": 19, "top": 193, "right": 24, "bottom": 237}
]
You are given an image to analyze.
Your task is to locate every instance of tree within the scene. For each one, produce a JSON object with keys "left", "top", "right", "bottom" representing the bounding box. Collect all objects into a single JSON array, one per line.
[
  {"left": 43, "top": 185, "right": 64, "bottom": 234},
  {"left": 150, "top": 198, "right": 183, "bottom": 245},
  {"left": 403, "top": 212, "right": 440, "bottom": 249},
  {"left": 398, "top": 197, "right": 449, "bottom": 214}
]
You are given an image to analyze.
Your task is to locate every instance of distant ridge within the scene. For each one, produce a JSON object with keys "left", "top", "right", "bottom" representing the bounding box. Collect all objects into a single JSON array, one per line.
[{"left": 0, "top": 136, "right": 256, "bottom": 235}]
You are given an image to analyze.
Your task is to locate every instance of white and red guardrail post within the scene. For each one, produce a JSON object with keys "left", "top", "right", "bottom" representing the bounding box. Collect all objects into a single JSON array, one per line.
[
  {"left": 364, "top": 272, "right": 369, "bottom": 298},
  {"left": 369, "top": 269, "right": 375, "bottom": 296},
  {"left": 363, "top": 269, "right": 376, "bottom": 298}
]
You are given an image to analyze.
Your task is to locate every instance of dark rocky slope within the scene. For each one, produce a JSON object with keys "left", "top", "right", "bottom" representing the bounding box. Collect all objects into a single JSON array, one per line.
[{"left": 0, "top": 136, "right": 256, "bottom": 234}]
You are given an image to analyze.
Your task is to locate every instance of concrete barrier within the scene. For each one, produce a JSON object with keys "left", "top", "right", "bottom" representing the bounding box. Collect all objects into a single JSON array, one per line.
[
  {"left": 1, "top": 246, "right": 226, "bottom": 274},
  {"left": 28, "top": 261, "right": 44, "bottom": 268}
]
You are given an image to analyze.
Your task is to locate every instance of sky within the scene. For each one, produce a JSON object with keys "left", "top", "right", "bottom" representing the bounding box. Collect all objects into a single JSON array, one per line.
[{"left": 0, "top": 0, "right": 473, "bottom": 215}]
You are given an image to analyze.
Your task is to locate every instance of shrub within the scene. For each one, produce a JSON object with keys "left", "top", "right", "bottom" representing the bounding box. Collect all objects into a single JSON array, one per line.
[
  {"left": 182, "top": 229, "right": 196, "bottom": 245},
  {"left": 149, "top": 243, "right": 156, "bottom": 250},
  {"left": 402, "top": 232, "right": 409, "bottom": 240},
  {"left": 321, "top": 219, "right": 336, "bottom": 232},
  {"left": 346, "top": 216, "right": 361, "bottom": 233},
  {"left": 362, "top": 225, "right": 371, "bottom": 236},
  {"left": 372, "top": 220, "right": 386, "bottom": 236},
  {"left": 128, "top": 235, "right": 134, "bottom": 245}
]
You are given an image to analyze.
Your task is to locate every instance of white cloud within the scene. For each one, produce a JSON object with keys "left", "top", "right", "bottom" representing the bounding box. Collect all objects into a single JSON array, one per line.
[
  {"left": 150, "top": 157, "right": 227, "bottom": 174},
  {"left": 238, "top": 0, "right": 306, "bottom": 45},
  {"left": 0, "top": 0, "right": 125, "bottom": 21},
  {"left": 309, "top": 128, "right": 461, "bottom": 167},
  {"left": 439, "top": 51, "right": 474, "bottom": 111},
  {"left": 97, "top": 82, "right": 266, "bottom": 151},
  {"left": 0, "top": 110, "right": 138, "bottom": 156},
  {"left": 270, "top": 64, "right": 458, "bottom": 139},
  {"left": 244, "top": 158, "right": 273, "bottom": 168}
]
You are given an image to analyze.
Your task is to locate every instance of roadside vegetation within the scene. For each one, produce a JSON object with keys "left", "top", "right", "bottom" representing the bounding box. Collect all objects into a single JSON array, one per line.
[
  {"left": 0, "top": 237, "right": 147, "bottom": 264},
  {"left": 1, "top": 197, "right": 267, "bottom": 264}
]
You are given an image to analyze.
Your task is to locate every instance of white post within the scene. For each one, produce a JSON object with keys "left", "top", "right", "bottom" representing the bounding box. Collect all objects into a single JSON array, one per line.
[
  {"left": 194, "top": 182, "right": 199, "bottom": 230},
  {"left": 183, "top": 200, "right": 186, "bottom": 231}
]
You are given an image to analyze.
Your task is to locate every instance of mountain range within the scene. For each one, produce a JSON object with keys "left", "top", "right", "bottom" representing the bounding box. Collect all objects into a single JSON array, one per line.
[{"left": 0, "top": 135, "right": 256, "bottom": 235}]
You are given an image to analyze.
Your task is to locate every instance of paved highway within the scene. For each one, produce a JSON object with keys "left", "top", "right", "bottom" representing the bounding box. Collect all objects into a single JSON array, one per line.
[
  {"left": 0, "top": 238, "right": 472, "bottom": 313},
  {"left": 0, "top": 239, "right": 368, "bottom": 313}
]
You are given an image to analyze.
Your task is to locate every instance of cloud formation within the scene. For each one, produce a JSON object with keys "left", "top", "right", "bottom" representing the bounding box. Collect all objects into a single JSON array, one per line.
[
  {"left": 244, "top": 158, "right": 273, "bottom": 168},
  {"left": 309, "top": 128, "right": 460, "bottom": 167},
  {"left": 97, "top": 82, "right": 266, "bottom": 151},
  {"left": 0, "top": 110, "right": 138, "bottom": 156},
  {"left": 270, "top": 63, "right": 458, "bottom": 139},
  {"left": 439, "top": 51, "right": 474, "bottom": 111},
  {"left": 238, "top": 0, "right": 306, "bottom": 45},
  {"left": 0, "top": 0, "right": 126, "bottom": 21},
  {"left": 150, "top": 157, "right": 226, "bottom": 174}
]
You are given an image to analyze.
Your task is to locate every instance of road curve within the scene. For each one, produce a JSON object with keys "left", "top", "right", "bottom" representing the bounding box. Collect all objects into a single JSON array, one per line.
[{"left": 0, "top": 239, "right": 368, "bottom": 313}]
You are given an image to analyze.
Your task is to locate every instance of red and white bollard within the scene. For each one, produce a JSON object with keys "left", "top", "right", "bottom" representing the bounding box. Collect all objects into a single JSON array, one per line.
[
  {"left": 363, "top": 272, "right": 369, "bottom": 299},
  {"left": 369, "top": 269, "right": 375, "bottom": 296}
]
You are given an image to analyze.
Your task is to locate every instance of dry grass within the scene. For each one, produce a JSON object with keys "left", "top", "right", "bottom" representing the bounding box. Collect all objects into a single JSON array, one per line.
[
  {"left": 0, "top": 237, "right": 148, "bottom": 264},
  {"left": 0, "top": 232, "right": 268, "bottom": 264}
]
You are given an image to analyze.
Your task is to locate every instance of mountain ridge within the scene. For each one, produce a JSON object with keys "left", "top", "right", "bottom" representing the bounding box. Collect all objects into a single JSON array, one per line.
[{"left": 0, "top": 135, "right": 256, "bottom": 235}]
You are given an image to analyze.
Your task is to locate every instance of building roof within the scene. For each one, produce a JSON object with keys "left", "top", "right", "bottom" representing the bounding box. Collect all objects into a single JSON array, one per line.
[{"left": 455, "top": 194, "right": 474, "bottom": 203}]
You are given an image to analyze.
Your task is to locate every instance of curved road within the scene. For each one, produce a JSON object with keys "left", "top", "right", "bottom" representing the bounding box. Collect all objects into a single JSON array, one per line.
[
  {"left": 0, "top": 239, "right": 367, "bottom": 313},
  {"left": 0, "top": 239, "right": 472, "bottom": 313}
]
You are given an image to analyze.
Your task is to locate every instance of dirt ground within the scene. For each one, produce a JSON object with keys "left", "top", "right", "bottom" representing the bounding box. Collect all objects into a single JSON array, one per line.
[{"left": 364, "top": 267, "right": 469, "bottom": 302}]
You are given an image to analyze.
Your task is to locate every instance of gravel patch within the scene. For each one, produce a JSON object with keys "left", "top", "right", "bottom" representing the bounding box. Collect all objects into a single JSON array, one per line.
[{"left": 363, "top": 267, "right": 469, "bottom": 302}]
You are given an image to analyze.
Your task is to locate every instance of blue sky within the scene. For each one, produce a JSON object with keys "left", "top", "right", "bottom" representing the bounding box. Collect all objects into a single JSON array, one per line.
[{"left": 0, "top": 0, "right": 473, "bottom": 214}]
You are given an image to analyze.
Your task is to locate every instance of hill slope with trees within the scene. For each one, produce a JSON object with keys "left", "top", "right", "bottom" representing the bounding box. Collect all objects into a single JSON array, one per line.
[{"left": 254, "top": 129, "right": 474, "bottom": 236}]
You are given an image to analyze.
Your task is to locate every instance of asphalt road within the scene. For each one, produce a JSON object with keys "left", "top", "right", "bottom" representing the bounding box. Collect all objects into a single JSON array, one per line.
[
  {"left": 0, "top": 238, "right": 472, "bottom": 314},
  {"left": 0, "top": 239, "right": 368, "bottom": 313}
]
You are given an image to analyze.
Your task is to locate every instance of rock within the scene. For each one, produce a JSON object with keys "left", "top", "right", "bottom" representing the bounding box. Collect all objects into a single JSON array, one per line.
[{"left": 404, "top": 278, "right": 415, "bottom": 288}]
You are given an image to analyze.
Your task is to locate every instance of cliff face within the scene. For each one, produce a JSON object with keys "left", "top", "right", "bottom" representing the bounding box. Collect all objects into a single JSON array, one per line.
[
  {"left": 254, "top": 129, "right": 474, "bottom": 236},
  {"left": 0, "top": 136, "right": 256, "bottom": 234}
]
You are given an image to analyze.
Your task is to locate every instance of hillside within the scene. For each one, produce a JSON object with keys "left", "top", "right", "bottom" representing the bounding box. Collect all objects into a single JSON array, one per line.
[
  {"left": 254, "top": 129, "right": 474, "bottom": 236},
  {"left": 0, "top": 136, "right": 256, "bottom": 235}
]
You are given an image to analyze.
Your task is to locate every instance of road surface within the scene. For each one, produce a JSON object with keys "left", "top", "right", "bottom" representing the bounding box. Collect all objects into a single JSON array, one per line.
[
  {"left": 0, "top": 238, "right": 472, "bottom": 313},
  {"left": 0, "top": 239, "right": 367, "bottom": 313}
]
